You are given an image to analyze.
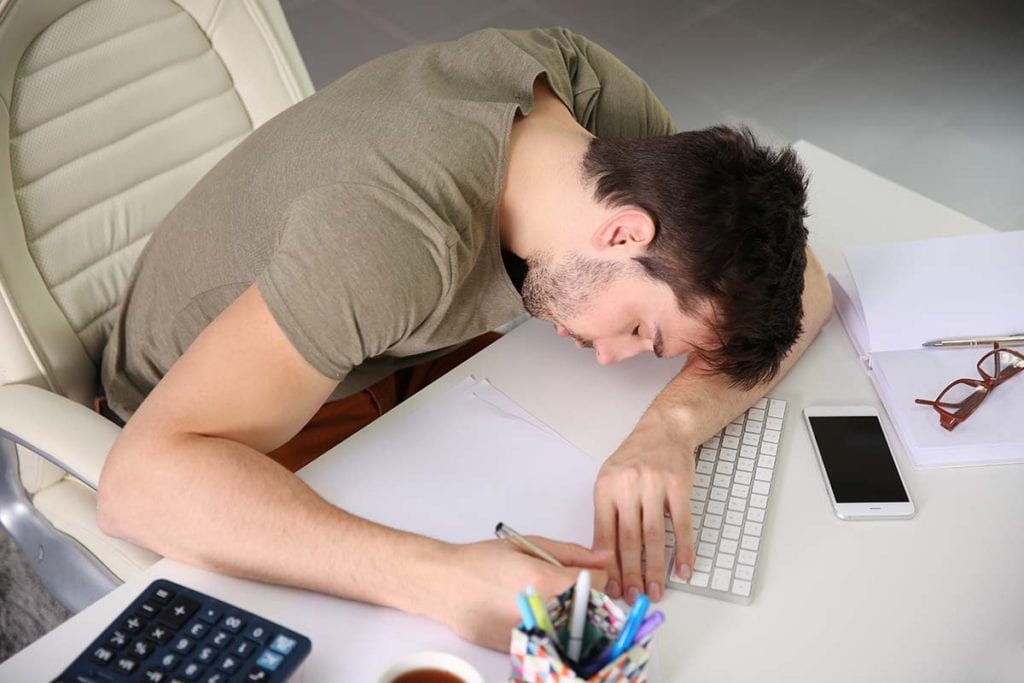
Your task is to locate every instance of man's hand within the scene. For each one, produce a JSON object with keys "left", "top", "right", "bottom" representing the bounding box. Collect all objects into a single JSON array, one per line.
[
  {"left": 592, "top": 412, "right": 696, "bottom": 605},
  {"left": 427, "top": 537, "right": 609, "bottom": 650}
]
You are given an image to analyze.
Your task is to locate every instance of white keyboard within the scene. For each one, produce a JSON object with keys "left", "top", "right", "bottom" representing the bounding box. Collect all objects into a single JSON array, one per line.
[{"left": 664, "top": 397, "right": 787, "bottom": 604}]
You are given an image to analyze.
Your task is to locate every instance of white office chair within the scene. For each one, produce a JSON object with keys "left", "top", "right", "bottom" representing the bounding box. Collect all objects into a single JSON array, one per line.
[{"left": 0, "top": 0, "right": 313, "bottom": 613}]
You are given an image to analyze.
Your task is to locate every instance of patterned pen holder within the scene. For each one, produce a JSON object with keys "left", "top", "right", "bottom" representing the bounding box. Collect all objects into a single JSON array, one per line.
[{"left": 509, "top": 586, "right": 654, "bottom": 683}]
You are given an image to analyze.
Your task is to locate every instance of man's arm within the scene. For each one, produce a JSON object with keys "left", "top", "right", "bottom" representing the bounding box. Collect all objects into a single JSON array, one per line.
[
  {"left": 592, "top": 248, "right": 833, "bottom": 603},
  {"left": 98, "top": 285, "right": 606, "bottom": 650}
]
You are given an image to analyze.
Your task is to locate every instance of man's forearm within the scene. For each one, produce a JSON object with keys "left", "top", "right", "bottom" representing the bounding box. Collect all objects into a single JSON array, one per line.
[
  {"left": 638, "top": 248, "right": 833, "bottom": 449},
  {"left": 98, "top": 431, "right": 445, "bottom": 616}
]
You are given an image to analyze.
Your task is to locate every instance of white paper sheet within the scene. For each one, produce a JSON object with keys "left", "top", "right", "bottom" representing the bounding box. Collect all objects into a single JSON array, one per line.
[
  {"left": 293, "top": 378, "right": 604, "bottom": 681},
  {"left": 842, "top": 231, "right": 1024, "bottom": 354}
]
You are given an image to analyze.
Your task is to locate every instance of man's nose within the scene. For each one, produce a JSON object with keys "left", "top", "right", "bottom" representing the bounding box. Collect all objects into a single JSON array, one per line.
[{"left": 594, "top": 339, "right": 646, "bottom": 366}]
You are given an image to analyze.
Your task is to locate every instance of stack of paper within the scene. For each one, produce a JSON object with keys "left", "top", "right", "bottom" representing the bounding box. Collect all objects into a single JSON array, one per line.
[{"left": 830, "top": 230, "right": 1024, "bottom": 468}]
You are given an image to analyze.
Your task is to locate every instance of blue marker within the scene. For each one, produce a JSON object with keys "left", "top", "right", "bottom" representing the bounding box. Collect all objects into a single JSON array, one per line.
[
  {"left": 611, "top": 594, "right": 649, "bottom": 659},
  {"left": 516, "top": 592, "right": 537, "bottom": 631}
]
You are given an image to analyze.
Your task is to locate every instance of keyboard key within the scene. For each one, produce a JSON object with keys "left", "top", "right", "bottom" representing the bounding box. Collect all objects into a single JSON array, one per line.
[
  {"left": 706, "top": 500, "right": 725, "bottom": 516},
  {"left": 722, "top": 524, "right": 741, "bottom": 540},
  {"left": 107, "top": 630, "right": 128, "bottom": 650},
  {"left": 759, "top": 455, "right": 777, "bottom": 469},
  {"left": 139, "top": 602, "right": 160, "bottom": 618},
  {"left": 130, "top": 638, "right": 154, "bottom": 659},
  {"left": 205, "top": 673, "right": 228, "bottom": 683},
  {"left": 700, "top": 528, "right": 719, "bottom": 544},
  {"left": 737, "top": 457, "right": 755, "bottom": 472},
  {"left": 692, "top": 515, "right": 703, "bottom": 532},
  {"left": 768, "top": 399, "right": 786, "bottom": 418},
  {"left": 744, "top": 521, "right": 763, "bottom": 537},
  {"left": 89, "top": 646, "right": 115, "bottom": 665},
  {"left": 255, "top": 650, "right": 284, "bottom": 672},
  {"left": 713, "top": 473, "right": 730, "bottom": 488},
  {"left": 744, "top": 420, "right": 763, "bottom": 434},
  {"left": 198, "top": 607, "right": 221, "bottom": 625},
  {"left": 689, "top": 572, "right": 710, "bottom": 588},
  {"left": 722, "top": 435, "right": 740, "bottom": 450},
  {"left": 732, "top": 579, "right": 752, "bottom": 598},
  {"left": 196, "top": 645, "right": 217, "bottom": 664},
  {"left": 755, "top": 467, "right": 773, "bottom": 483},
  {"left": 727, "top": 497, "right": 746, "bottom": 514},
  {"left": 690, "top": 500, "right": 706, "bottom": 516},
  {"left": 696, "top": 460, "right": 714, "bottom": 475},
  {"left": 735, "top": 470, "right": 753, "bottom": 485},
  {"left": 725, "top": 511, "right": 744, "bottom": 526},
  {"left": 738, "top": 549, "right": 758, "bottom": 566},
  {"left": 702, "top": 437, "right": 720, "bottom": 450},
  {"left": 760, "top": 441, "right": 778, "bottom": 456},
  {"left": 720, "top": 539, "right": 738, "bottom": 555},
  {"left": 694, "top": 557, "right": 713, "bottom": 573},
  {"left": 690, "top": 486, "right": 709, "bottom": 502},
  {"left": 186, "top": 622, "right": 208, "bottom": 639},
  {"left": 747, "top": 507, "right": 765, "bottom": 523},
  {"left": 693, "top": 473, "right": 711, "bottom": 488},
  {"left": 725, "top": 423, "right": 742, "bottom": 437},
  {"left": 710, "top": 487, "right": 728, "bottom": 502},
  {"left": 716, "top": 460, "right": 735, "bottom": 476},
  {"left": 742, "top": 433, "right": 759, "bottom": 447},
  {"left": 750, "top": 494, "right": 768, "bottom": 509},
  {"left": 159, "top": 595, "right": 201, "bottom": 630},
  {"left": 711, "top": 568, "right": 732, "bottom": 592},
  {"left": 740, "top": 445, "right": 757, "bottom": 459},
  {"left": 222, "top": 615, "right": 245, "bottom": 633},
  {"left": 181, "top": 662, "right": 204, "bottom": 679},
  {"left": 697, "top": 542, "right": 716, "bottom": 558},
  {"left": 735, "top": 564, "right": 754, "bottom": 581},
  {"left": 719, "top": 448, "right": 737, "bottom": 462},
  {"left": 146, "top": 624, "right": 172, "bottom": 645},
  {"left": 115, "top": 657, "right": 139, "bottom": 675},
  {"left": 765, "top": 417, "right": 783, "bottom": 431},
  {"left": 665, "top": 532, "right": 675, "bottom": 548},
  {"left": 158, "top": 652, "right": 179, "bottom": 669},
  {"left": 211, "top": 631, "right": 233, "bottom": 648},
  {"left": 748, "top": 408, "right": 766, "bottom": 422},
  {"left": 754, "top": 398, "right": 768, "bottom": 410},
  {"left": 753, "top": 480, "right": 771, "bottom": 496},
  {"left": 704, "top": 514, "right": 723, "bottom": 530},
  {"left": 716, "top": 553, "right": 735, "bottom": 570},
  {"left": 143, "top": 669, "right": 166, "bottom": 682},
  {"left": 171, "top": 637, "right": 194, "bottom": 655},
  {"left": 742, "top": 535, "right": 761, "bottom": 551},
  {"left": 699, "top": 447, "right": 716, "bottom": 461},
  {"left": 731, "top": 483, "right": 750, "bottom": 499},
  {"left": 151, "top": 587, "right": 175, "bottom": 604},
  {"left": 763, "top": 429, "right": 781, "bottom": 444},
  {"left": 124, "top": 616, "right": 146, "bottom": 633},
  {"left": 218, "top": 654, "right": 241, "bottom": 673},
  {"left": 232, "top": 639, "right": 256, "bottom": 659}
]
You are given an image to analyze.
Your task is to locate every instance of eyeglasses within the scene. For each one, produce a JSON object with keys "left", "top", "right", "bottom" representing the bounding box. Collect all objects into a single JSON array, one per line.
[{"left": 915, "top": 343, "right": 1024, "bottom": 431}]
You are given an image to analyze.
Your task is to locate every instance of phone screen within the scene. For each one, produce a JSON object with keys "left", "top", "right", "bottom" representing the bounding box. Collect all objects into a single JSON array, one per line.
[{"left": 807, "top": 416, "right": 909, "bottom": 503}]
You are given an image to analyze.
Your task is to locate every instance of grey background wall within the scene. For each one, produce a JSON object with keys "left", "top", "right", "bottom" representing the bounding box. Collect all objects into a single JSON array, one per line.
[{"left": 281, "top": 0, "right": 1024, "bottom": 232}]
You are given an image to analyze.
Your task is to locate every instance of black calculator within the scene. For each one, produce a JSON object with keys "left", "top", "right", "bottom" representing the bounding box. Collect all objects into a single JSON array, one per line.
[{"left": 54, "top": 579, "right": 311, "bottom": 683}]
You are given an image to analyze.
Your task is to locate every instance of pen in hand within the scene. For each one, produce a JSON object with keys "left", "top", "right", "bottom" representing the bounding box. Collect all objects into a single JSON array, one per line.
[{"left": 494, "top": 522, "right": 564, "bottom": 567}]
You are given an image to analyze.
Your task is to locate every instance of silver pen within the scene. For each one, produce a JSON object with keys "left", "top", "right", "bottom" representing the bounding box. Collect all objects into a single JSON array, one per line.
[
  {"left": 922, "top": 333, "right": 1024, "bottom": 348},
  {"left": 494, "top": 522, "right": 564, "bottom": 567}
]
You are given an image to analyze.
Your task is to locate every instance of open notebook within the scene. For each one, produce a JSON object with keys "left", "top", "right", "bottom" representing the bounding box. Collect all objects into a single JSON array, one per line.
[{"left": 829, "top": 230, "right": 1024, "bottom": 468}]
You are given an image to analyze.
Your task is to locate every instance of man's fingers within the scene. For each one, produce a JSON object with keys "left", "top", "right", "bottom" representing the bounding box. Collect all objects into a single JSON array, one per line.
[
  {"left": 592, "top": 494, "right": 622, "bottom": 598},
  {"left": 616, "top": 498, "right": 644, "bottom": 605},
  {"left": 667, "top": 484, "right": 695, "bottom": 579},
  {"left": 640, "top": 495, "right": 667, "bottom": 602}
]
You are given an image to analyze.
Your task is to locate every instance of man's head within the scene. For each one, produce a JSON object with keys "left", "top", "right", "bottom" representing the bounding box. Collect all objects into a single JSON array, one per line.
[{"left": 523, "top": 126, "right": 809, "bottom": 388}]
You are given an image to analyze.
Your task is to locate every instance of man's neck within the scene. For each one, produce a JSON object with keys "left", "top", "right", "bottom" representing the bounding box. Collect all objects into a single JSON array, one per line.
[{"left": 498, "top": 79, "right": 599, "bottom": 261}]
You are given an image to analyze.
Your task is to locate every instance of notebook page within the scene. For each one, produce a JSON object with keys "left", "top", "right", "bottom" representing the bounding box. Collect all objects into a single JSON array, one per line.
[{"left": 844, "top": 231, "right": 1024, "bottom": 353}]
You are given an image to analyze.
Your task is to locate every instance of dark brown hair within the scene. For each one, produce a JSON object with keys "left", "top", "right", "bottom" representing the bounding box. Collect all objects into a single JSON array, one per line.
[{"left": 580, "top": 126, "right": 809, "bottom": 388}]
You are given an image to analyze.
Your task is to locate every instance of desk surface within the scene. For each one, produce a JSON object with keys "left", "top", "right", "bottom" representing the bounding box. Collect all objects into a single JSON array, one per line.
[{"left": 4, "top": 142, "right": 1022, "bottom": 681}]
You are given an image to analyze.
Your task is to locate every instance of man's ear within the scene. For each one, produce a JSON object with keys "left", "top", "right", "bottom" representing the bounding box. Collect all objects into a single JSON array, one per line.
[{"left": 591, "top": 207, "right": 656, "bottom": 254}]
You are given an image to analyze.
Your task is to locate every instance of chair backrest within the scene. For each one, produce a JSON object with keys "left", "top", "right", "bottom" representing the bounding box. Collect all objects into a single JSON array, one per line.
[{"left": 0, "top": 0, "right": 313, "bottom": 409}]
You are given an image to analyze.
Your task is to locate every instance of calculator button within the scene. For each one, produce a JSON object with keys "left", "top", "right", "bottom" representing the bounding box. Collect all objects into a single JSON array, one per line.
[
  {"left": 114, "top": 657, "right": 139, "bottom": 674},
  {"left": 106, "top": 630, "right": 128, "bottom": 650},
  {"left": 158, "top": 652, "right": 180, "bottom": 669},
  {"left": 146, "top": 624, "right": 173, "bottom": 645},
  {"left": 245, "top": 668, "right": 270, "bottom": 682},
  {"left": 143, "top": 669, "right": 166, "bottom": 682},
  {"left": 139, "top": 602, "right": 159, "bottom": 618},
  {"left": 221, "top": 615, "right": 245, "bottom": 633},
  {"left": 186, "top": 621, "right": 208, "bottom": 639},
  {"left": 130, "top": 638, "right": 154, "bottom": 659},
  {"left": 243, "top": 626, "right": 268, "bottom": 647},
  {"left": 124, "top": 616, "right": 146, "bottom": 632},
  {"left": 195, "top": 646, "right": 217, "bottom": 663},
  {"left": 198, "top": 607, "right": 221, "bottom": 625},
  {"left": 265, "top": 633, "right": 291, "bottom": 654},
  {"left": 204, "top": 673, "right": 228, "bottom": 683},
  {"left": 89, "top": 646, "right": 115, "bottom": 665},
  {"left": 171, "top": 636, "right": 195, "bottom": 654},
  {"left": 159, "top": 595, "right": 201, "bottom": 630},
  {"left": 181, "top": 661, "right": 204, "bottom": 679},
  {"left": 218, "top": 654, "right": 241, "bottom": 673},
  {"left": 233, "top": 639, "right": 257, "bottom": 659},
  {"left": 255, "top": 649, "right": 284, "bottom": 671},
  {"left": 151, "top": 587, "right": 175, "bottom": 604},
  {"left": 211, "top": 630, "right": 233, "bottom": 648}
]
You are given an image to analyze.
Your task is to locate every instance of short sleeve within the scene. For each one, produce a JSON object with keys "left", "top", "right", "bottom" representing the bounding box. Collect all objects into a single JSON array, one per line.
[{"left": 256, "top": 183, "right": 449, "bottom": 380}]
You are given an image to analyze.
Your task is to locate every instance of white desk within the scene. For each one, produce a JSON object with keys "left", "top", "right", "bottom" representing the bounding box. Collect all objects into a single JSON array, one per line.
[{"left": 4, "top": 142, "right": 1022, "bottom": 681}]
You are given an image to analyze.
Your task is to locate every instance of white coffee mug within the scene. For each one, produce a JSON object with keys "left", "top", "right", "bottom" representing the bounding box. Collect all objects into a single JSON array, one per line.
[{"left": 377, "top": 650, "right": 485, "bottom": 683}]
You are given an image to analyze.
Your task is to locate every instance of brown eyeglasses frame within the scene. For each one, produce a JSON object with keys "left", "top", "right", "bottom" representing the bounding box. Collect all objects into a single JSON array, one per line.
[{"left": 914, "top": 343, "right": 1024, "bottom": 431}]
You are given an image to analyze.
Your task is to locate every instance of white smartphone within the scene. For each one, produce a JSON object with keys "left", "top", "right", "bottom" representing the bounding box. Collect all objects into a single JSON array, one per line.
[{"left": 803, "top": 405, "right": 915, "bottom": 520}]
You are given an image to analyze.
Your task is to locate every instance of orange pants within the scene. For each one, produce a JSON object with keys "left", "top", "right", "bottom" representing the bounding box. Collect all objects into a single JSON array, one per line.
[{"left": 266, "top": 332, "right": 502, "bottom": 471}]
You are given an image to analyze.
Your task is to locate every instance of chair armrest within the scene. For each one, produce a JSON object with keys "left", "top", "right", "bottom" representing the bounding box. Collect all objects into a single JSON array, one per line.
[{"left": 0, "top": 384, "right": 119, "bottom": 490}]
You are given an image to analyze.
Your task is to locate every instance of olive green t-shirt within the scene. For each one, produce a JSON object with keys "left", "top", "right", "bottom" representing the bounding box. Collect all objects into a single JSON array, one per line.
[{"left": 101, "top": 27, "right": 677, "bottom": 420}]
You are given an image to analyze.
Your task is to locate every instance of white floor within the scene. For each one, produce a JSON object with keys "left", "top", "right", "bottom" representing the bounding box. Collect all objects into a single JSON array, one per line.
[{"left": 281, "top": 0, "right": 1024, "bottom": 232}]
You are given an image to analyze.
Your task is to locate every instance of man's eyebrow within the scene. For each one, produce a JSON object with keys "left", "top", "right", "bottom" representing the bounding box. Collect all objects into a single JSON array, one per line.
[{"left": 653, "top": 326, "right": 664, "bottom": 358}]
